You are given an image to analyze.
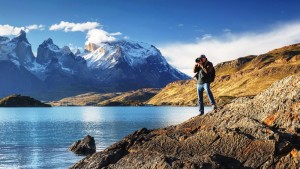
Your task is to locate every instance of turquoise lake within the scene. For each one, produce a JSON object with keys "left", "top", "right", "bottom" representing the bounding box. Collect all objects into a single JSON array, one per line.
[{"left": 0, "top": 106, "right": 210, "bottom": 168}]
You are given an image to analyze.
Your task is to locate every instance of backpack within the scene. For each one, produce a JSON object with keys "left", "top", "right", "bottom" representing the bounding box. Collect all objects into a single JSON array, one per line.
[{"left": 209, "top": 67, "right": 216, "bottom": 82}]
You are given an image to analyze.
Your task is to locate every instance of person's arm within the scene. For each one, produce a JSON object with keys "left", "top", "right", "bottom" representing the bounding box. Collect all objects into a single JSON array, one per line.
[
  {"left": 202, "top": 62, "right": 213, "bottom": 74},
  {"left": 193, "top": 64, "right": 201, "bottom": 73}
]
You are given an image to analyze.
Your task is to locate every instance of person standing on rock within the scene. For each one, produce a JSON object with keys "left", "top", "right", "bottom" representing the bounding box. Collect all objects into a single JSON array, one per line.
[{"left": 194, "top": 54, "right": 217, "bottom": 115}]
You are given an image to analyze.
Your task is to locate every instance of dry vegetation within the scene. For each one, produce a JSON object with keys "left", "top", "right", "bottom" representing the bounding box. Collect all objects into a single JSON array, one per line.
[
  {"left": 147, "top": 43, "right": 300, "bottom": 106},
  {"left": 51, "top": 43, "right": 300, "bottom": 107},
  {"left": 50, "top": 88, "right": 160, "bottom": 106}
]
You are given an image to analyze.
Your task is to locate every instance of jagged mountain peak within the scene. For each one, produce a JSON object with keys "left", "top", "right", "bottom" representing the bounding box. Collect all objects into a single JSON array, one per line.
[
  {"left": 43, "top": 38, "right": 54, "bottom": 45},
  {"left": 39, "top": 38, "right": 59, "bottom": 51},
  {"left": 74, "top": 49, "right": 81, "bottom": 55},
  {"left": 0, "top": 30, "right": 34, "bottom": 67},
  {"left": 12, "top": 30, "right": 29, "bottom": 43},
  {"left": 81, "top": 39, "right": 189, "bottom": 90},
  {"left": 85, "top": 43, "right": 98, "bottom": 52},
  {"left": 0, "top": 34, "right": 189, "bottom": 100},
  {"left": 62, "top": 46, "right": 72, "bottom": 54},
  {"left": 82, "top": 40, "right": 163, "bottom": 69}
]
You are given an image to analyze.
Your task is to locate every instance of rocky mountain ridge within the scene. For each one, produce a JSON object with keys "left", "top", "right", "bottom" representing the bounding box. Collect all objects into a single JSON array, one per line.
[
  {"left": 71, "top": 74, "right": 300, "bottom": 168},
  {"left": 0, "top": 31, "right": 189, "bottom": 101}
]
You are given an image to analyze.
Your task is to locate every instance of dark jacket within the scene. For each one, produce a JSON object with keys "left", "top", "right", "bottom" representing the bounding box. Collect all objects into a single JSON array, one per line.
[{"left": 194, "top": 61, "right": 214, "bottom": 84}]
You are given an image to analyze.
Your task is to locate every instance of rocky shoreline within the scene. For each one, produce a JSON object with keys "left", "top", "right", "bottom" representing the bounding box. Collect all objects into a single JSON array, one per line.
[{"left": 71, "top": 75, "right": 300, "bottom": 168}]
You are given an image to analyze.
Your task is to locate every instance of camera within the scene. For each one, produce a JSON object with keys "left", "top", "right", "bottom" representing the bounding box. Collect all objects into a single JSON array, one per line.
[{"left": 195, "top": 57, "right": 201, "bottom": 63}]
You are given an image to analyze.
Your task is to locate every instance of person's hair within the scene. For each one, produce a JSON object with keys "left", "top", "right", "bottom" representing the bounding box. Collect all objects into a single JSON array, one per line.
[
  {"left": 200, "top": 54, "right": 206, "bottom": 58},
  {"left": 195, "top": 54, "right": 206, "bottom": 63}
]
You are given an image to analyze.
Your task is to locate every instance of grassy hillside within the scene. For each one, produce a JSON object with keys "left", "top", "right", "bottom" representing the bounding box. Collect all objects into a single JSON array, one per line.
[
  {"left": 50, "top": 88, "right": 160, "bottom": 106},
  {"left": 0, "top": 94, "right": 51, "bottom": 107},
  {"left": 147, "top": 43, "right": 300, "bottom": 106}
]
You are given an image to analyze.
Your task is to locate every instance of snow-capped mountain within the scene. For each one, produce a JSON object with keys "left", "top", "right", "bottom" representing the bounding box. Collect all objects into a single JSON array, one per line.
[
  {"left": 0, "top": 31, "right": 44, "bottom": 97},
  {"left": 81, "top": 41, "right": 189, "bottom": 89},
  {"left": 0, "top": 31, "right": 190, "bottom": 100},
  {"left": 35, "top": 38, "right": 88, "bottom": 79},
  {"left": 83, "top": 41, "right": 161, "bottom": 69},
  {"left": 0, "top": 30, "right": 35, "bottom": 68}
]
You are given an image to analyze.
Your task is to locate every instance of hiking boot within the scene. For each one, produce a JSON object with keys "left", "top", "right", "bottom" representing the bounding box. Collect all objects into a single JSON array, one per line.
[
  {"left": 200, "top": 111, "right": 204, "bottom": 115},
  {"left": 212, "top": 104, "right": 218, "bottom": 110}
]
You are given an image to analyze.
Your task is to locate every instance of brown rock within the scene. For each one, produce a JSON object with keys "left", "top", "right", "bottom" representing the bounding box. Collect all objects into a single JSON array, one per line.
[
  {"left": 69, "top": 135, "right": 96, "bottom": 155},
  {"left": 71, "top": 75, "right": 300, "bottom": 168}
]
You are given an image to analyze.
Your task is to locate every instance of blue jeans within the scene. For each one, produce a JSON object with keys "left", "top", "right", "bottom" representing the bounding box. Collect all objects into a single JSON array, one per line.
[{"left": 197, "top": 83, "right": 216, "bottom": 113}]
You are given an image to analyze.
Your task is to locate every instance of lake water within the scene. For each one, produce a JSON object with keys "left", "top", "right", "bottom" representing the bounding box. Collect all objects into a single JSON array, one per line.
[{"left": 0, "top": 106, "right": 210, "bottom": 169}]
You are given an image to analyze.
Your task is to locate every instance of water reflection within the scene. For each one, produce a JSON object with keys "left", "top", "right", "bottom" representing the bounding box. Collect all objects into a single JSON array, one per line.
[
  {"left": 0, "top": 106, "right": 203, "bottom": 168},
  {"left": 80, "top": 107, "right": 103, "bottom": 122}
]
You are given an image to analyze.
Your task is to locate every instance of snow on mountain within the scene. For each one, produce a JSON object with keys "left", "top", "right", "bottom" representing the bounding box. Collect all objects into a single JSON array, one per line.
[
  {"left": 82, "top": 42, "right": 118, "bottom": 69},
  {"left": 120, "top": 41, "right": 162, "bottom": 66},
  {"left": 35, "top": 38, "right": 87, "bottom": 78},
  {"left": 82, "top": 40, "right": 165, "bottom": 69},
  {"left": 0, "top": 30, "right": 35, "bottom": 67},
  {"left": 36, "top": 38, "right": 60, "bottom": 65},
  {"left": 0, "top": 36, "right": 9, "bottom": 43},
  {"left": 0, "top": 31, "right": 190, "bottom": 100},
  {"left": 81, "top": 40, "right": 190, "bottom": 90}
]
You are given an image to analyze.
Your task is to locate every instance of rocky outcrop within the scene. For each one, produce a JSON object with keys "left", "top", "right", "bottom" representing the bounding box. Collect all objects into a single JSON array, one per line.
[
  {"left": 0, "top": 94, "right": 51, "bottom": 107},
  {"left": 69, "top": 135, "right": 96, "bottom": 155},
  {"left": 85, "top": 43, "right": 99, "bottom": 52},
  {"left": 71, "top": 75, "right": 300, "bottom": 168}
]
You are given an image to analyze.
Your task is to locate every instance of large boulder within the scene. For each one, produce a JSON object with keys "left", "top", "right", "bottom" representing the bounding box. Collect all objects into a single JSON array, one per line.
[
  {"left": 71, "top": 75, "right": 300, "bottom": 168},
  {"left": 69, "top": 135, "right": 96, "bottom": 155}
]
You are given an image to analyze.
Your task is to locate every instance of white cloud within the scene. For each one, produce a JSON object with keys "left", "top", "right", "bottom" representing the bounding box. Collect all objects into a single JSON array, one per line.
[
  {"left": 159, "top": 21, "right": 300, "bottom": 76},
  {"left": 49, "top": 21, "right": 100, "bottom": 32},
  {"left": 201, "top": 34, "right": 212, "bottom": 40},
  {"left": 0, "top": 24, "right": 44, "bottom": 36},
  {"left": 50, "top": 21, "right": 122, "bottom": 45},
  {"left": 85, "top": 29, "right": 117, "bottom": 45},
  {"left": 109, "top": 32, "right": 122, "bottom": 36},
  {"left": 26, "top": 24, "right": 45, "bottom": 31}
]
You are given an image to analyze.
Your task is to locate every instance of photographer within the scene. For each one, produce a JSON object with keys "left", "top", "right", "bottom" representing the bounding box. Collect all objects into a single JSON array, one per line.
[{"left": 194, "top": 54, "right": 217, "bottom": 115}]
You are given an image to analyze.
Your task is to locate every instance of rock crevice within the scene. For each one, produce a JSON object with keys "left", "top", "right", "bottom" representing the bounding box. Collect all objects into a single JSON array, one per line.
[{"left": 71, "top": 75, "right": 300, "bottom": 169}]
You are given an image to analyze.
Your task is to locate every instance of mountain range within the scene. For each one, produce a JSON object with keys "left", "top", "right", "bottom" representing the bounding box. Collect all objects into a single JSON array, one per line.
[
  {"left": 50, "top": 42, "right": 300, "bottom": 106},
  {"left": 0, "top": 31, "right": 189, "bottom": 101}
]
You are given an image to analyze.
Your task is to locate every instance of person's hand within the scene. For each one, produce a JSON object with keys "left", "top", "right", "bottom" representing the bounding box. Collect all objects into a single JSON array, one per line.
[
  {"left": 196, "top": 62, "right": 202, "bottom": 66},
  {"left": 197, "top": 62, "right": 203, "bottom": 67}
]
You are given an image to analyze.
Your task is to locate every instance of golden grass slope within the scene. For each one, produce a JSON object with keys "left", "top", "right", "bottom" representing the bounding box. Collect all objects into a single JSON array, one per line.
[
  {"left": 147, "top": 43, "right": 300, "bottom": 106},
  {"left": 50, "top": 88, "right": 160, "bottom": 106}
]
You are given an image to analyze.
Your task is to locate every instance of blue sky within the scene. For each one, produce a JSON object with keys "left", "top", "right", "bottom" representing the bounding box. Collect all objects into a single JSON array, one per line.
[{"left": 1, "top": 0, "right": 300, "bottom": 75}]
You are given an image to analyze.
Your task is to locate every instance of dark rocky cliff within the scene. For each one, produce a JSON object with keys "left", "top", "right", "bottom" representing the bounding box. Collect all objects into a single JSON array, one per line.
[{"left": 71, "top": 75, "right": 300, "bottom": 168}]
